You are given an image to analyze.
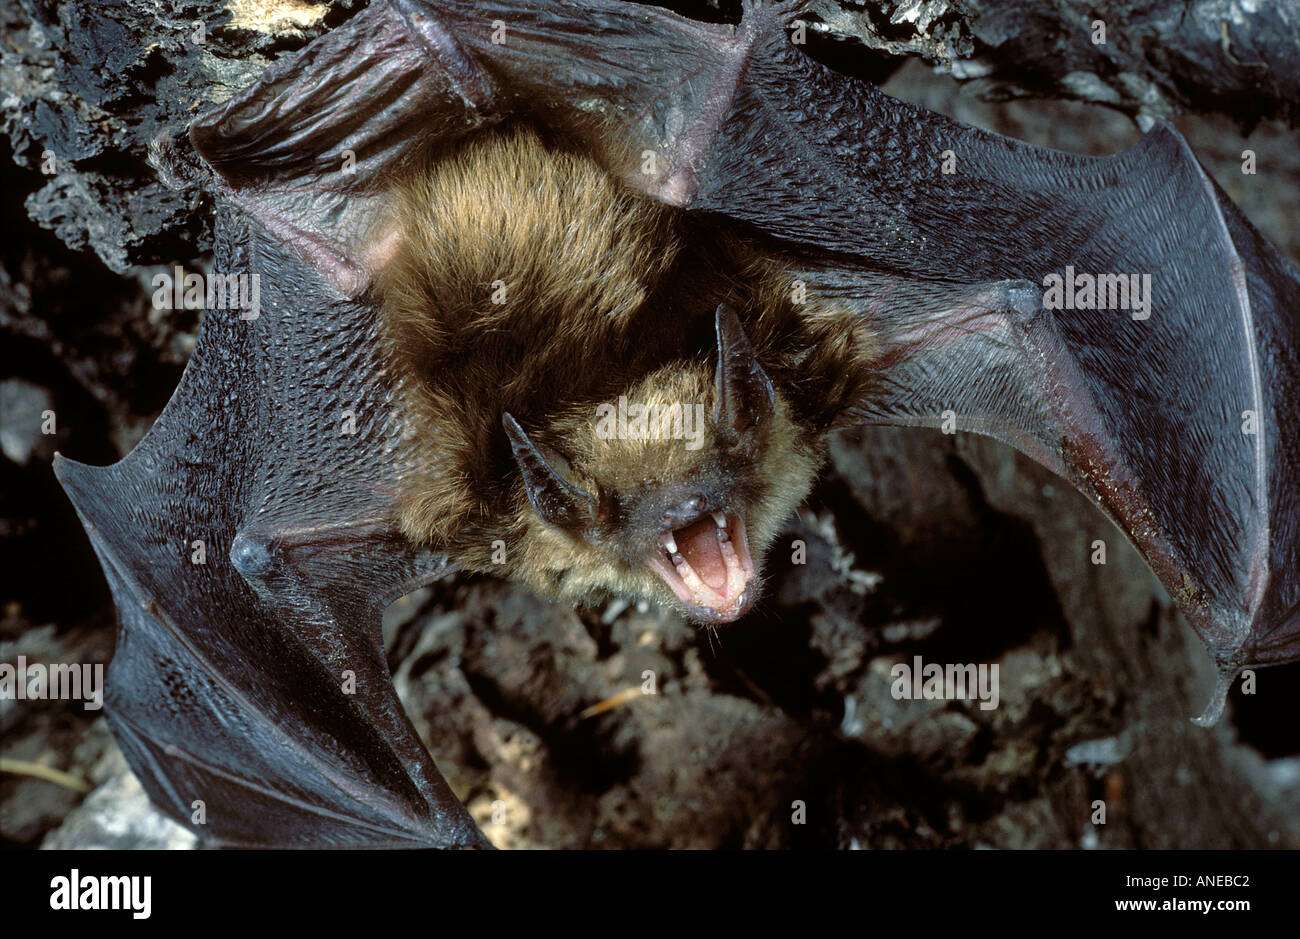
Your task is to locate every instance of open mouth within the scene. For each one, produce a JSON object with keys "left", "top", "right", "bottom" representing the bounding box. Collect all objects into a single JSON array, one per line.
[{"left": 645, "top": 511, "right": 756, "bottom": 623}]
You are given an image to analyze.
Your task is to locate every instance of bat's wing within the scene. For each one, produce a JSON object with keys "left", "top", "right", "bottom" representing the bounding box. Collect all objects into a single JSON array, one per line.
[
  {"left": 395, "top": 0, "right": 1298, "bottom": 721},
  {"left": 187, "top": 0, "right": 499, "bottom": 297},
  {"left": 679, "top": 7, "right": 1300, "bottom": 719},
  {"left": 54, "top": 2, "right": 495, "bottom": 847},
  {"left": 55, "top": 221, "right": 485, "bottom": 846}
]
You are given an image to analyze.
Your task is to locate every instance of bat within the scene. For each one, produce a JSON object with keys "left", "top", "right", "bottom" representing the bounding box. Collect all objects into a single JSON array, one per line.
[
  {"left": 52, "top": 0, "right": 1299, "bottom": 848},
  {"left": 372, "top": 122, "right": 868, "bottom": 626}
]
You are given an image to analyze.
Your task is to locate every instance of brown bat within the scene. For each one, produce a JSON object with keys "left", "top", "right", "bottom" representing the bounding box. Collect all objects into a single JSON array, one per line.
[
  {"left": 374, "top": 124, "right": 875, "bottom": 624},
  {"left": 53, "top": 0, "right": 1300, "bottom": 847}
]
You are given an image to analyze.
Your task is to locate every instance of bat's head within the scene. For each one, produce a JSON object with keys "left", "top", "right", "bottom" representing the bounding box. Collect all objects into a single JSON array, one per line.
[{"left": 503, "top": 306, "right": 821, "bottom": 624}]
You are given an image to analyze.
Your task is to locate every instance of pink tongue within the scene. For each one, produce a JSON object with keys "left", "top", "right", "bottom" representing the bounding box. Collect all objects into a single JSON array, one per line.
[{"left": 675, "top": 518, "right": 726, "bottom": 591}]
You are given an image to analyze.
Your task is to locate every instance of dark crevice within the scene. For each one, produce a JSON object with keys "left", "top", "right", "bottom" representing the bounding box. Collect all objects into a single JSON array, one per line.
[{"left": 1230, "top": 661, "right": 1300, "bottom": 758}]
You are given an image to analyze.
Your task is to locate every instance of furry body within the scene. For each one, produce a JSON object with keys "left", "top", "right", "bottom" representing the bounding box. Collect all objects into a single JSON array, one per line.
[{"left": 375, "top": 125, "right": 879, "bottom": 619}]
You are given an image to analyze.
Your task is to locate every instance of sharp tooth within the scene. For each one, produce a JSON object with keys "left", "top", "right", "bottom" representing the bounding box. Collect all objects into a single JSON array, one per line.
[
  {"left": 663, "top": 532, "right": 678, "bottom": 554},
  {"left": 719, "top": 537, "right": 739, "bottom": 565},
  {"left": 713, "top": 512, "right": 727, "bottom": 528}
]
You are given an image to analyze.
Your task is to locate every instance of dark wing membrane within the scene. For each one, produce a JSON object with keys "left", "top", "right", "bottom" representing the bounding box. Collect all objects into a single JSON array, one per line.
[
  {"left": 56, "top": 209, "right": 485, "bottom": 847},
  {"left": 408, "top": 0, "right": 1299, "bottom": 689},
  {"left": 677, "top": 5, "right": 1299, "bottom": 689},
  {"left": 189, "top": 0, "right": 500, "bottom": 296},
  {"left": 1210, "top": 191, "right": 1300, "bottom": 665}
]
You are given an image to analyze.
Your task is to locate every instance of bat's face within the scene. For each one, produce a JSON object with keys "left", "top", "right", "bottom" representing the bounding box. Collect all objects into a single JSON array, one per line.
[{"left": 502, "top": 311, "right": 822, "bottom": 624}]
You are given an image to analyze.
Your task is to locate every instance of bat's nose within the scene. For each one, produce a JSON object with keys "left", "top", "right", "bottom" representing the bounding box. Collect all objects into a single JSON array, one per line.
[{"left": 662, "top": 494, "right": 706, "bottom": 526}]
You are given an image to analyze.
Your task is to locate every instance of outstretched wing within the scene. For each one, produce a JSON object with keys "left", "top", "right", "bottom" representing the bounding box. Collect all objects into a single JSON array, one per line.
[
  {"left": 57, "top": 144, "right": 487, "bottom": 848},
  {"left": 680, "top": 5, "right": 1300, "bottom": 706}
]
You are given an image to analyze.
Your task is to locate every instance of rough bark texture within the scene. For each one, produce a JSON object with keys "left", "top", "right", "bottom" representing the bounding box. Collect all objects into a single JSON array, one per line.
[{"left": 1, "top": 0, "right": 1298, "bottom": 849}]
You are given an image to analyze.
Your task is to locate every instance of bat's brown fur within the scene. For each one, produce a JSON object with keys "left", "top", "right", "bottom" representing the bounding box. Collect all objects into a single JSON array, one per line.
[{"left": 374, "top": 123, "right": 881, "bottom": 616}]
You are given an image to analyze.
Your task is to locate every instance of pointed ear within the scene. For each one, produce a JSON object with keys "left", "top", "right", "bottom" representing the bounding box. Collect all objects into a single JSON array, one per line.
[
  {"left": 502, "top": 413, "right": 597, "bottom": 532},
  {"left": 713, "top": 304, "right": 776, "bottom": 444}
]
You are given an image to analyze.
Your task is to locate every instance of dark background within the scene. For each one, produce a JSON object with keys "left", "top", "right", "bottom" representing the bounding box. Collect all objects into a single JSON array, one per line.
[{"left": 2, "top": 0, "right": 1298, "bottom": 848}]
